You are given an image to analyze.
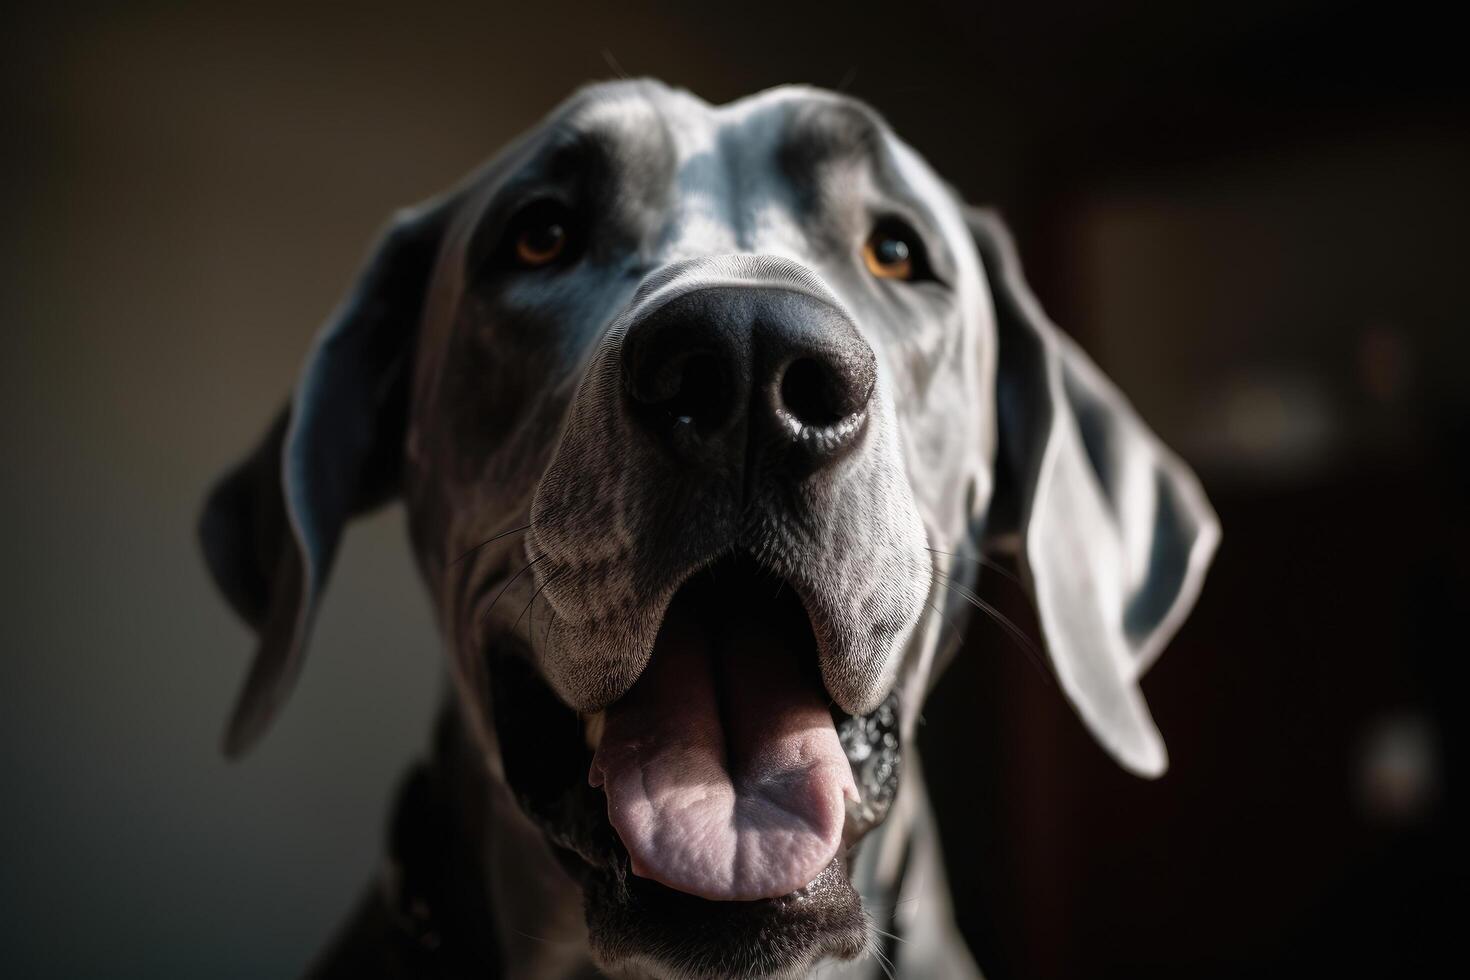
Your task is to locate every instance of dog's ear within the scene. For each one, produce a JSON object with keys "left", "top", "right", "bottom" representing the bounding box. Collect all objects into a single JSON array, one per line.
[
  {"left": 199, "top": 201, "right": 451, "bottom": 757},
  {"left": 967, "top": 207, "right": 1220, "bottom": 777}
]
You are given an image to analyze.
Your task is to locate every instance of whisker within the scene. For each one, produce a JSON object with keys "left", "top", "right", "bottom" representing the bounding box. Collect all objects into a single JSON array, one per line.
[
  {"left": 527, "top": 574, "right": 543, "bottom": 660},
  {"left": 925, "top": 546, "right": 1023, "bottom": 588},
  {"left": 867, "top": 932, "right": 898, "bottom": 980},
  {"left": 532, "top": 567, "right": 564, "bottom": 660},
  {"left": 513, "top": 573, "right": 556, "bottom": 638},
  {"left": 601, "top": 48, "right": 630, "bottom": 79},
  {"left": 477, "top": 553, "right": 546, "bottom": 633},
  {"left": 862, "top": 895, "right": 921, "bottom": 913},
  {"left": 924, "top": 596, "right": 964, "bottom": 654},
  {"left": 936, "top": 573, "right": 1052, "bottom": 684},
  {"left": 451, "top": 523, "right": 532, "bottom": 567},
  {"left": 542, "top": 584, "right": 558, "bottom": 653}
]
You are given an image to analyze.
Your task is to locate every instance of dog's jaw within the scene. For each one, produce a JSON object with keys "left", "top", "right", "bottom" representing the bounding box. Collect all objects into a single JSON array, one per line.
[{"left": 483, "top": 615, "right": 907, "bottom": 980}]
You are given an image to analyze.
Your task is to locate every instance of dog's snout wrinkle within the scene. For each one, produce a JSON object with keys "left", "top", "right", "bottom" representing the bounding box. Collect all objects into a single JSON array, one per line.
[{"left": 621, "top": 270, "right": 876, "bottom": 477}]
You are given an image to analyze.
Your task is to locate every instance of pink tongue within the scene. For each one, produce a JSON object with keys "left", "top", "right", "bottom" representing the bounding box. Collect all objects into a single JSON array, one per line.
[{"left": 589, "top": 585, "right": 856, "bottom": 902}]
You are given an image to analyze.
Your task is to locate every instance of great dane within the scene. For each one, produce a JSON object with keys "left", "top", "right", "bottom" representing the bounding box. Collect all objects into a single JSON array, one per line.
[{"left": 200, "top": 79, "right": 1219, "bottom": 979}]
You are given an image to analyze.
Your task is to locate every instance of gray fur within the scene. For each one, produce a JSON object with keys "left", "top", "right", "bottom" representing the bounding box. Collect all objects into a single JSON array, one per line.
[{"left": 201, "top": 78, "right": 1219, "bottom": 979}]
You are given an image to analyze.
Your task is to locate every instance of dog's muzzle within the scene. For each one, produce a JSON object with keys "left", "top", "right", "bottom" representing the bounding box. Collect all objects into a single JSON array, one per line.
[
  {"left": 513, "top": 253, "right": 931, "bottom": 969},
  {"left": 578, "top": 259, "right": 887, "bottom": 901}
]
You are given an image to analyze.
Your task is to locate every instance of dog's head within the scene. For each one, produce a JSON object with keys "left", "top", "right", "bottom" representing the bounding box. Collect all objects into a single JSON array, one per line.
[{"left": 200, "top": 81, "right": 1218, "bottom": 978}]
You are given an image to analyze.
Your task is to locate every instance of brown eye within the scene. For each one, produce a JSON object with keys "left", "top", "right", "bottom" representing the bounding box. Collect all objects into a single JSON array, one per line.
[
  {"left": 863, "top": 229, "right": 915, "bottom": 280},
  {"left": 514, "top": 221, "right": 567, "bottom": 267}
]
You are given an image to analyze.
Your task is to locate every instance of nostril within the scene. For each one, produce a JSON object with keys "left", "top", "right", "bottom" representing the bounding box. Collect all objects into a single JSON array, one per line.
[
  {"left": 779, "top": 357, "right": 863, "bottom": 428},
  {"left": 632, "top": 352, "right": 736, "bottom": 435},
  {"left": 665, "top": 354, "right": 729, "bottom": 429}
]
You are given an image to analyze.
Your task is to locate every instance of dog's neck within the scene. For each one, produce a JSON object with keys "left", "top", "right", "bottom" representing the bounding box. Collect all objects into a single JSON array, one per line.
[{"left": 359, "top": 704, "right": 592, "bottom": 979}]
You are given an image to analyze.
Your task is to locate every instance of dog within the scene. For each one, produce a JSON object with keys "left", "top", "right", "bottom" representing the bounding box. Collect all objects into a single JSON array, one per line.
[{"left": 199, "top": 79, "right": 1220, "bottom": 979}]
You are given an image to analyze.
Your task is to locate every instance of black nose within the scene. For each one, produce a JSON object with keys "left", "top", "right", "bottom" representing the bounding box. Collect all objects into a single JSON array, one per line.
[{"left": 622, "top": 285, "right": 877, "bottom": 472}]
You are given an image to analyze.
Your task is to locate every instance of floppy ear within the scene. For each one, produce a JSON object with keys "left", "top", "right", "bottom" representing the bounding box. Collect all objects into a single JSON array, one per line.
[
  {"left": 967, "top": 207, "right": 1221, "bottom": 778},
  {"left": 199, "top": 201, "right": 451, "bottom": 757}
]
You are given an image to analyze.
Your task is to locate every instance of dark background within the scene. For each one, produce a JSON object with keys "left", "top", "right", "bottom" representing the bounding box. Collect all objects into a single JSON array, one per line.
[{"left": 3, "top": 2, "right": 1465, "bottom": 977}]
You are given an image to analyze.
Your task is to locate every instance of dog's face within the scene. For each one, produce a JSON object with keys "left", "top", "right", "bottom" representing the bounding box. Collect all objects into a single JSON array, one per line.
[
  {"left": 415, "top": 82, "right": 984, "bottom": 713},
  {"left": 413, "top": 83, "right": 982, "bottom": 975},
  {"left": 201, "top": 81, "right": 1218, "bottom": 979}
]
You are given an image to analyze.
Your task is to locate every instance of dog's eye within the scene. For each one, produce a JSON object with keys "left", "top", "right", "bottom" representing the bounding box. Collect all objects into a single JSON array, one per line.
[
  {"left": 507, "top": 200, "right": 574, "bottom": 269},
  {"left": 515, "top": 221, "right": 567, "bottom": 267},
  {"left": 862, "top": 220, "right": 929, "bottom": 282}
]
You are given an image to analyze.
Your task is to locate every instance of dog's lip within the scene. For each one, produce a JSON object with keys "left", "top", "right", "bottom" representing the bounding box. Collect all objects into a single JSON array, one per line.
[
  {"left": 569, "top": 553, "right": 893, "bottom": 720},
  {"left": 571, "top": 556, "right": 814, "bottom": 717},
  {"left": 576, "top": 851, "right": 868, "bottom": 977}
]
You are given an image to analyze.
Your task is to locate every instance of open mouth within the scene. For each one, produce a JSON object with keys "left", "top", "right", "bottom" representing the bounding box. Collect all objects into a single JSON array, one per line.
[
  {"left": 488, "top": 554, "right": 904, "bottom": 975},
  {"left": 587, "top": 556, "right": 858, "bottom": 902}
]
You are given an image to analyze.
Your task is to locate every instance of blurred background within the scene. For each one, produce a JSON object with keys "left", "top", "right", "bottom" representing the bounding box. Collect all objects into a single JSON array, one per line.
[{"left": 2, "top": 2, "right": 1465, "bottom": 977}]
